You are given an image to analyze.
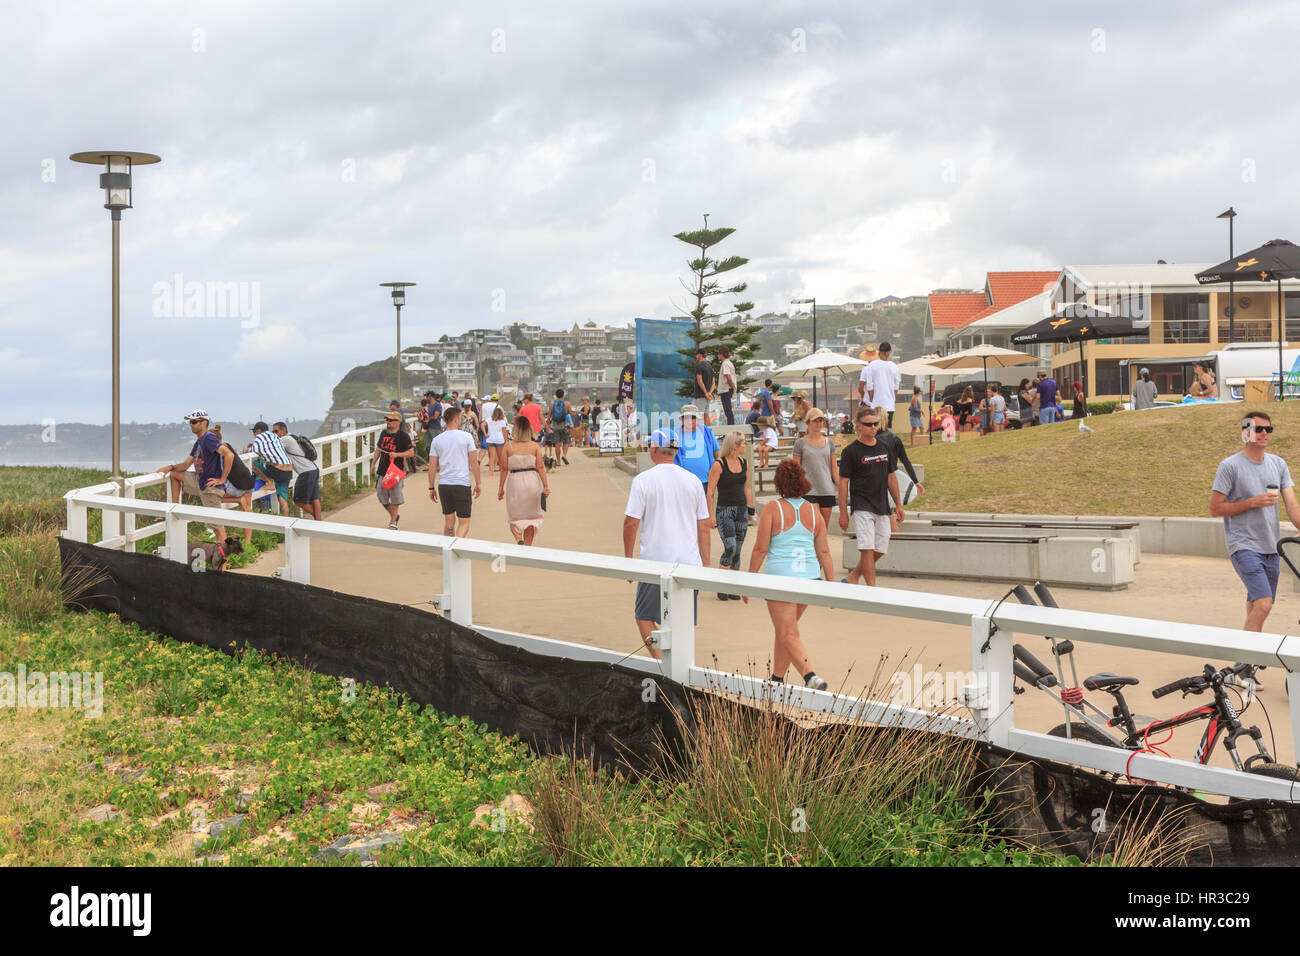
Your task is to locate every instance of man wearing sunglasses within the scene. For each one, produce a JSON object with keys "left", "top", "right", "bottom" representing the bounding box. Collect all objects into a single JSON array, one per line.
[
  {"left": 1210, "top": 411, "right": 1300, "bottom": 641},
  {"left": 838, "top": 408, "right": 905, "bottom": 587}
]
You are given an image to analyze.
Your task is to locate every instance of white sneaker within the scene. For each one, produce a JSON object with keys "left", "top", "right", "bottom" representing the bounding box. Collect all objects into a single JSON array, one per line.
[{"left": 804, "top": 674, "right": 828, "bottom": 692}]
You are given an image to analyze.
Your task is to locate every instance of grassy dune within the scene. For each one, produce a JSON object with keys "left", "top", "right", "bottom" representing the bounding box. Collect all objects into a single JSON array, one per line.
[{"left": 905, "top": 401, "right": 1300, "bottom": 516}]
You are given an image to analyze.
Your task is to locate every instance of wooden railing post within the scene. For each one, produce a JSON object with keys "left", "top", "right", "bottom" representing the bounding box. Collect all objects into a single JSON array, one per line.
[
  {"left": 968, "top": 615, "right": 1013, "bottom": 748},
  {"left": 283, "top": 522, "right": 311, "bottom": 584},
  {"left": 164, "top": 505, "right": 188, "bottom": 564},
  {"left": 657, "top": 571, "right": 695, "bottom": 684},
  {"left": 441, "top": 546, "right": 473, "bottom": 626},
  {"left": 64, "top": 495, "right": 88, "bottom": 543}
]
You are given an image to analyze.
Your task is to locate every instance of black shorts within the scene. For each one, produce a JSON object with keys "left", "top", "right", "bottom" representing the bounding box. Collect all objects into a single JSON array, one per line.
[
  {"left": 293, "top": 470, "right": 320, "bottom": 503},
  {"left": 806, "top": 494, "right": 837, "bottom": 510},
  {"left": 438, "top": 483, "right": 472, "bottom": 518}
]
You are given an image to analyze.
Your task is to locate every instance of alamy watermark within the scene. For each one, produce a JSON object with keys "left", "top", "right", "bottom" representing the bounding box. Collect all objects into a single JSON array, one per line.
[
  {"left": 0, "top": 665, "right": 103, "bottom": 718},
  {"left": 151, "top": 273, "right": 261, "bottom": 328}
]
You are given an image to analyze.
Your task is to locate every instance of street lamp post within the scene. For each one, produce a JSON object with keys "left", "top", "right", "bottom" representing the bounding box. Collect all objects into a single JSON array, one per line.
[
  {"left": 1218, "top": 207, "right": 1237, "bottom": 345},
  {"left": 380, "top": 282, "right": 416, "bottom": 408},
  {"left": 791, "top": 296, "right": 817, "bottom": 405},
  {"left": 69, "top": 150, "right": 161, "bottom": 497}
]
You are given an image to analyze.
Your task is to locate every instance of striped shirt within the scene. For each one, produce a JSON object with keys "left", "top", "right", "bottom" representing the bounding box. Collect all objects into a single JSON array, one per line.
[{"left": 251, "top": 431, "right": 291, "bottom": 466}]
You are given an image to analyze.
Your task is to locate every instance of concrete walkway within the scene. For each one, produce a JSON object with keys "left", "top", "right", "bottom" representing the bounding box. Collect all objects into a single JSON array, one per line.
[{"left": 243, "top": 450, "right": 1298, "bottom": 769}]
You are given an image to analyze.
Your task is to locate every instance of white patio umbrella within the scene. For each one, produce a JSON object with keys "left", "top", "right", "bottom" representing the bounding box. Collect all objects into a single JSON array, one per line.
[
  {"left": 895, "top": 354, "right": 949, "bottom": 426},
  {"left": 928, "top": 343, "right": 1037, "bottom": 383},
  {"left": 771, "top": 348, "right": 868, "bottom": 417}
]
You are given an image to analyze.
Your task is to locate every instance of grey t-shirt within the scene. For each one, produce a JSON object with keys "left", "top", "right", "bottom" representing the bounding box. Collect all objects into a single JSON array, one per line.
[
  {"left": 277, "top": 434, "right": 320, "bottom": 478},
  {"left": 792, "top": 436, "right": 837, "bottom": 497},
  {"left": 1212, "top": 451, "right": 1293, "bottom": 556},
  {"left": 1133, "top": 380, "right": 1158, "bottom": 410}
]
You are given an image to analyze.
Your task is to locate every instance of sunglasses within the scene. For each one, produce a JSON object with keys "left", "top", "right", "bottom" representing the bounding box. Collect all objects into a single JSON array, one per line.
[
  {"left": 857, "top": 420, "right": 879, "bottom": 427},
  {"left": 1250, "top": 425, "right": 1275, "bottom": 434}
]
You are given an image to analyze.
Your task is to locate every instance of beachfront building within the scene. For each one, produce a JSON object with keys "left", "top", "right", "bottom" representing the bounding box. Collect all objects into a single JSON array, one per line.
[
  {"left": 540, "top": 329, "right": 576, "bottom": 349},
  {"left": 1046, "top": 263, "right": 1300, "bottom": 399},
  {"left": 944, "top": 271, "right": 1059, "bottom": 360},
  {"left": 572, "top": 321, "right": 607, "bottom": 347},
  {"left": 445, "top": 359, "right": 478, "bottom": 393}
]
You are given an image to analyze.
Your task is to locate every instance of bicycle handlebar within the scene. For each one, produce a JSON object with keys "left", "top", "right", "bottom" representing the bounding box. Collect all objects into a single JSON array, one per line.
[
  {"left": 1152, "top": 677, "right": 1197, "bottom": 699},
  {"left": 1014, "top": 661, "right": 1042, "bottom": 687},
  {"left": 1013, "top": 643, "right": 1056, "bottom": 685}
]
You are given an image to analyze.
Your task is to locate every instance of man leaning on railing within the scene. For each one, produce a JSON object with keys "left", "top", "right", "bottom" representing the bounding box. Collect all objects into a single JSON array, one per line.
[{"left": 155, "top": 409, "right": 232, "bottom": 544}]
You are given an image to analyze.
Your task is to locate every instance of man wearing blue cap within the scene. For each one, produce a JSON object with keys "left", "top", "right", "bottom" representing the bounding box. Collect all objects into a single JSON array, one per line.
[
  {"left": 623, "top": 429, "right": 711, "bottom": 659},
  {"left": 673, "top": 403, "right": 719, "bottom": 492}
]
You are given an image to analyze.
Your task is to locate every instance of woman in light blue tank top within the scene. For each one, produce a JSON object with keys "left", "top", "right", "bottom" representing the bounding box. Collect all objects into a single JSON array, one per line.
[{"left": 745, "top": 459, "right": 835, "bottom": 691}]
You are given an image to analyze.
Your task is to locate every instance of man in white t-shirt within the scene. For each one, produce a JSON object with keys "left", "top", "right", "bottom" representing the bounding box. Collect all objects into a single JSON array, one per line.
[
  {"left": 623, "top": 429, "right": 711, "bottom": 660},
  {"left": 717, "top": 345, "right": 738, "bottom": 425},
  {"left": 480, "top": 395, "right": 499, "bottom": 446},
  {"left": 428, "top": 405, "right": 482, "bottom": 537},
  {"left": 858, "top": 341, "right": 901, "bottom": 431}
]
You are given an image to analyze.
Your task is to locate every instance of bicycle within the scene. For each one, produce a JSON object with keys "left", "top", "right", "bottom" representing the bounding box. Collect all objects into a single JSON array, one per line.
[{"left": 1008, "top": 583, "right": 1299, "bottom": 786}]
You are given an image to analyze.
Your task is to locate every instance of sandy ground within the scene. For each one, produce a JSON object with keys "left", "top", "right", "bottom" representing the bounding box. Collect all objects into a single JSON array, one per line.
[{"left": 242, "top": 450, "right": 1299, "bottom": 769}]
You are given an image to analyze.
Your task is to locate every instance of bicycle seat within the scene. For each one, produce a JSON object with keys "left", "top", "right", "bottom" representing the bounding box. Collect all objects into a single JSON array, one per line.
[{"left": 1084, "top": 673, "right": 1139, "bottom": 693}]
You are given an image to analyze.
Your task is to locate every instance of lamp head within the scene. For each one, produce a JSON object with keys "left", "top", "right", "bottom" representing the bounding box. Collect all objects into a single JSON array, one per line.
[{"left": 69, "top": 151, "right": 161, "bottom": 214}]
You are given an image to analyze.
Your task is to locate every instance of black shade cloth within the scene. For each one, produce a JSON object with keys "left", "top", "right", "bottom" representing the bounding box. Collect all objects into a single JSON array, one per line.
[{"left": 59, "top": 539, "right": 1300, "bottom": 863}]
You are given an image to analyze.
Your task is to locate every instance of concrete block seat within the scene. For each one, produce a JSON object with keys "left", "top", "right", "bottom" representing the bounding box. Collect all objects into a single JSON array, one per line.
[
  {"left": 925, "top": 517, "right": 1142, "bottom": 563},
  {"left": 841, "top": 528, "right": 1136, "bottom": 590}
]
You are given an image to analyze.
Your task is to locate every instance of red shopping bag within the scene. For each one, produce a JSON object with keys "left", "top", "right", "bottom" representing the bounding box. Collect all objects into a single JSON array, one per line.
[{"left": 381, "top": 462, "right": 404, "bottom": 490}]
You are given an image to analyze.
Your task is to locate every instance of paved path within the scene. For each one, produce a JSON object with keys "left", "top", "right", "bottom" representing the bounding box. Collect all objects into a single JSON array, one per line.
[{"left": 243, "top": 450, "right": 1298, "bottom": 769}]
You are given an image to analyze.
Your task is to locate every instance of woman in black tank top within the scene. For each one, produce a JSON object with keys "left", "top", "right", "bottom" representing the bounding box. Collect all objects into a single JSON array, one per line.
[{"left": 706, "top": 433, "right": 756, "bottom": 599}]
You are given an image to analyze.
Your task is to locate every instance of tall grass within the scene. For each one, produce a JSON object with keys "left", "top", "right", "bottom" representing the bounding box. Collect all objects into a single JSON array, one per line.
[
  {"left": 0, "top": 520, "right": 108, "bottom": 627},
  {"left": 526, "top": 687, "right": 1039, "bottom": 866}
]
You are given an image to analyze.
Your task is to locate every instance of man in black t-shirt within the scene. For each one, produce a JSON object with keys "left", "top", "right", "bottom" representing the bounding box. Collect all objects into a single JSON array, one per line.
[
  {"left": 875, "top": 425, "right": 924, "bottom": 529},
  {"left": 837, "top": 407, "right": 904, "bottom": 586},
  {"left": 692, "top": 348, "right": 716, "bottom": 422},
  {"left": 371, "top": 412, "right": 414, "bottom": 529}
]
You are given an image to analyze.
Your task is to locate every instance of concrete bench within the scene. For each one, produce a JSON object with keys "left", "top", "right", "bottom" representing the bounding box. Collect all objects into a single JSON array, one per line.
[
  {"left": 842, "top": 530, "right": 1135, "bottom": 590},
  {"left": 925, "top": 517, "right": 1142, "bottom": 563}
]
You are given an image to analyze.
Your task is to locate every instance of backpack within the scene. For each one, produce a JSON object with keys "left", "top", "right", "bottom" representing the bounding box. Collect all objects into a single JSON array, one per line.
[
  {"left": 221, "top": 443, "right": 255, "bottom": 491},
  {"left": 291, "top": 434, "right": 318, "bottom": 462}
]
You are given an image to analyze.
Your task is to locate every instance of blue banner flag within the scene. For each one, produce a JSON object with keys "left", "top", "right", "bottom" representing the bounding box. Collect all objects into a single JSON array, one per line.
[{"left": 634, "top": 317, "right": 693, "bottom": 438}]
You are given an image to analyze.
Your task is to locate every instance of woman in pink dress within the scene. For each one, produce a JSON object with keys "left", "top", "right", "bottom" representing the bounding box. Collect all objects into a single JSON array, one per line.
[{"left": 498, "top": 416, "right": 550, "bottom": 545}]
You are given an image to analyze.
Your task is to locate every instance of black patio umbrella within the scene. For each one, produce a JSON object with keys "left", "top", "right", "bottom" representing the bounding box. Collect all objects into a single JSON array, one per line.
[
  {"left": 1010, "top": 305, "right": 1145, "bottom": 409},
  {"left": 1196, "top": 239, "right": 1300, "bottom": 401}
]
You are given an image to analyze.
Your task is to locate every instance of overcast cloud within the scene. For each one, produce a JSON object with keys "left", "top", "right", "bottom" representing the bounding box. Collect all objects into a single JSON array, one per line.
[{"left": 2, "top": 0, "right": 1298, "bottom": 425}]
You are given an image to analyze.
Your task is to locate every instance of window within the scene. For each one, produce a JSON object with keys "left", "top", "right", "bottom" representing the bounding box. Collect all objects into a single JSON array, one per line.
[
  {"left": 1162, "top": 294, "right": 1209, "bottom": 344},
  {"left": 1286, "top": 292, "right": 1300, "bottom": 342},
  {"left": 1094, "top": 360, "right": 1124, "bottom": 396}
]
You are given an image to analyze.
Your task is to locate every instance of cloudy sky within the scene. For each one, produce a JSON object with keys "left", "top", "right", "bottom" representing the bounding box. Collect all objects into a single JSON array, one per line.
[{"left": 3, "top": 0, "right": 1298, "bottom": 425}]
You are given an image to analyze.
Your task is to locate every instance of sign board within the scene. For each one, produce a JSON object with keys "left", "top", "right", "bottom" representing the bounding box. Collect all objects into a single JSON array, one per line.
[{"left": 598, "top": 419, "right": 624, "bottom": 454}]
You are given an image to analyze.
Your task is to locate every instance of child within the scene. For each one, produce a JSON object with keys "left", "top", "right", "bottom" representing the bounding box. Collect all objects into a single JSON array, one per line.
[
  {"left": 940, "top": 405, "right": 957, "bottom": 442},
  {"left": 908, "top": 385, "right": 923, "bottom": 446},
  {"left": 759, "top": 416, "right": 778, "bottom": 468}
]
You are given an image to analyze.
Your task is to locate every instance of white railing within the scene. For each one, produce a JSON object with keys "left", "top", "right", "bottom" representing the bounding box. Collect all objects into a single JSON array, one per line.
[
  {"left": 61, "top": 445, "right": 1300, "bottom": 802},
  {"left": 66, "top": 419, "right": 401, "bottom": 552}
]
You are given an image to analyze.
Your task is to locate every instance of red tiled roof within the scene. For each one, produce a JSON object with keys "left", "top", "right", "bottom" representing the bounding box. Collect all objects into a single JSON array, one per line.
[
  {"left": 928, "top": 292, "right": 989, "bottom": 329},
  {"left": 986, "top": 271, "right": 1059, "bottom": 307},
  {"left": 951, "top": 270, "right": 1060, "bottom": 331}
]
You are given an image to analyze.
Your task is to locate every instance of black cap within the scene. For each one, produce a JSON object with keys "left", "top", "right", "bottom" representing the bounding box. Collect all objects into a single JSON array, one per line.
[{"left": 879, "top": 341, "right": 892, "bottom": 352}]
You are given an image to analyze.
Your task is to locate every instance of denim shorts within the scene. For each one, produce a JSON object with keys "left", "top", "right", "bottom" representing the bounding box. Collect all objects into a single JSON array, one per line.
[
  {"left": 634, "top": 583, "right": 699, "bottom": 625},
  {"left": 1230, "top": 550, "right": 1280, "bottom": 602}
]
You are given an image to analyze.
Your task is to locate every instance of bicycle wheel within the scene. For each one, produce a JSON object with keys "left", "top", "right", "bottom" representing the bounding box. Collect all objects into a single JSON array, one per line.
[
  {"left": 1047, "top": 722, "right": 1121, "bottom": 747},
  {"left": 1247, "top": 762, "right": 1300, "bottom": 784}
]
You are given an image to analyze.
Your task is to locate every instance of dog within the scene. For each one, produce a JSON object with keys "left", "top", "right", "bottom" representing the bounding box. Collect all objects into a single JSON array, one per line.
[
  {"left": 186, "top": 537, "right": 243, "bottom": 572},
  {"left": 543, "top": 454, "right": 557, "bottom": 471}
]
